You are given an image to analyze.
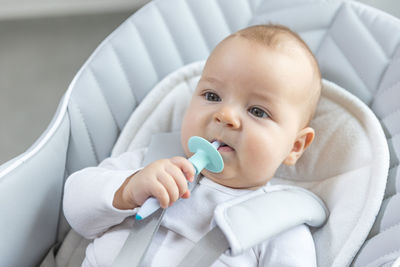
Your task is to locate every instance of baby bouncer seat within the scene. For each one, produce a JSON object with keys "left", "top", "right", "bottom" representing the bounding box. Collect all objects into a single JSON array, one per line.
[{"left": 1, "top": 0, "right": 400, "bottom": 266}]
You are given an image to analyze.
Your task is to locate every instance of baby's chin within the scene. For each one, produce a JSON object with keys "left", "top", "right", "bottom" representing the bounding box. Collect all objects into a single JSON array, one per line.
[
  {"left": 200, "top": 170, "right": 228, "bottom": 184},
  {"left": 200, "top": 170, "right": 260, "bottom": 189}
]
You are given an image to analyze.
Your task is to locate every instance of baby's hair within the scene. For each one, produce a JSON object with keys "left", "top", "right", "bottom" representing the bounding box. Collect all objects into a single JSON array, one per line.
[{"left": 230, "top": 24, "right": 322, "bottom": 125}]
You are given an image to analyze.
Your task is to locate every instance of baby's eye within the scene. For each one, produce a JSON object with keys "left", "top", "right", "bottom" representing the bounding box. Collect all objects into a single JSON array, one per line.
[
  {"left": 204, "top": 92, "right": 221, "bottom": 102},
  {"left": 248, "top": 107, "right": 269, "bottom": 118}
]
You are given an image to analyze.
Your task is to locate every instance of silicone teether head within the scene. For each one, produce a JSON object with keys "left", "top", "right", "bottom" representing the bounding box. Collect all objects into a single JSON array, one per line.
[{"left": 188, "top": 136, "right": 224, "bottom": 176}]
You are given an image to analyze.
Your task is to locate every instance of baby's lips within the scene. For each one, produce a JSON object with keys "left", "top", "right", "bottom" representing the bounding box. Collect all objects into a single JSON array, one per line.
[
  {"left": 210, "top": 138, "right": 232, "bottom": 148},
  {"left": 213, "top": 139, "right": 235, "bottom": 152},
  {"left": 218, "top": 145, "right": 235, "bottom": 152}
]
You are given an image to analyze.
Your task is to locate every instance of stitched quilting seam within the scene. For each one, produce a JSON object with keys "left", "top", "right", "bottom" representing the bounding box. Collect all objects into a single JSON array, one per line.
[
  {"left": 214, "top": 0, "right": 233, "bottom": 33},
  {"left": 186, "top": 0, "right": 213, "bottom": 51},
  {"left": 381, "top": 108, "right": 400, "bottom": 137},
  {"left": 373, "top": 47, "right": 400, "bottom": 101},
  {"left": 350, "top": 2, "right": 388, "bottom": 59},
  {"left": 308, "top": 1, "right": 344, "bottom": 55},
  {"left": 329, "top": 34, "right": 369, "bottom": 92},
  {"left": 127, "top": 19, "right": 161, "bottom": 80},
  {"left": 127, "top": 2, "right": 160, "bottom": 83},
  {"left": 182, "top": 0, "right": 211, "bottom": 53},
  {"left": 153, "top": 3, "right": 184, "bottom": 65},
  {"left": 108, "top": 41, "right": 136, "bottom": 102},
  {"left": 88, "top": 67, "right": 120, "bottom": 132},
  {"left": 386, "top": 120, "right": 400, "bottom": 140},
  {"left": 69, "top": 98, "right": 99, "bottom": 164},
  {"left": 254, "top": 1, "right": 327, "bottom": 16},
  {"left": 374, "top": 81, "right": 400, "bottom": 107},
  {"left": 376, "top": 98, "right": 400, "bottom": 121}
]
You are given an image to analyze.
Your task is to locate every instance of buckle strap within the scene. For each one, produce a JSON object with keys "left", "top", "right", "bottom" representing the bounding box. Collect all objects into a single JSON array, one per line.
[
  {"left": 177, "top": 227, "right": 229, "bottom": 267},
  {"left": 111, "top": 208, "right": 165, "bottom": 267}
]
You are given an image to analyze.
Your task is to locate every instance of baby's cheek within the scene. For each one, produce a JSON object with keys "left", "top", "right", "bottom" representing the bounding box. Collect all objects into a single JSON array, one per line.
[
  {"left": 183, "top": 108, "right": 203, "bottom": 130},
  {"left": 244, "top": 140, "right": 281, "bottom": 177},
  {"left": 181, "top": 112, "right": 196, "bottom": 138},
  {"left": 243, "top": 147, "right": 268, "bottom": 171}
]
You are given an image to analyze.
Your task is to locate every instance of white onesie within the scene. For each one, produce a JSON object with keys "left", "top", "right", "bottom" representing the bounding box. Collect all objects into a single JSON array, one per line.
[{"left": 63, "top": 148, "right": 317, "bottom": 267}]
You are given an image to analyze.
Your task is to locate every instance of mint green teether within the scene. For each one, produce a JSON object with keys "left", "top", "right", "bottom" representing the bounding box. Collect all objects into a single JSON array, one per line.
[
  {"left": 188, "top": 136, "right": 224, "bottom": 176},
  {"left": 135, "top": 136, "right": 224, "bottom": 221}
]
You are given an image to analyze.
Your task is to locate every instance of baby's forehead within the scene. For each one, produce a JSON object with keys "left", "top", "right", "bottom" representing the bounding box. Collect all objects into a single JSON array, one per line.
[
  {"left": 234, "top": 27, "right": 305, "bottom": 54},
  {"left": 233, "top": 28, "right": 318, "bottom": 73},
  {"left": 241, "top": 36, "right": 320, "bottom": 101}
]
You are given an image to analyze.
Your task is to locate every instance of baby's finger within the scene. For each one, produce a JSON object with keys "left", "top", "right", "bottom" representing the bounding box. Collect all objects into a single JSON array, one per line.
[
  {"left": 181, "top": 190, "right": 190, "bottom": 199},
  {"left": 170, "top": 157, "right": 196, "bottom": 182},
  {"left": 157, "top": 172, "right": 180, "bottom": 205},
  {"left": 150, "top": 181, "right": 170, "bottom": 209},
  {"left": 165, "top": 163, "right": 189, "bottom": 198}
]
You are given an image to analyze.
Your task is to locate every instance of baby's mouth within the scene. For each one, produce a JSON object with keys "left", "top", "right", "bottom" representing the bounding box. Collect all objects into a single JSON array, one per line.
[{"left": 212, "top": 140, "right": 235, "bottom": 152}]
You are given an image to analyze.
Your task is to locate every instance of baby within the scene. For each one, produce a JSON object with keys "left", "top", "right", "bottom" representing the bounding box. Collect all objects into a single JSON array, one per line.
[{"left": 64, "top": 24, "right": 322, "bottom": 267}]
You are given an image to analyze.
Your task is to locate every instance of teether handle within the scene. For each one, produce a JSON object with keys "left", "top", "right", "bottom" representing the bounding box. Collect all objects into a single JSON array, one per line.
[{"left": 189, "top": 150, "right": 207, "bottom": 176}]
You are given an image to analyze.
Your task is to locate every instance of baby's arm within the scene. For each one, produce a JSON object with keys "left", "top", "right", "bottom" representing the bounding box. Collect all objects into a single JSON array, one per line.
[
  {"left": 63, "top": 149, "right": 146, "bottom": 239},
  {"left": 113, "top": 156, "right": 195, "bottom": 210},
  {"left": 63, "top": 149, "right": 195, "bottom": 240}
]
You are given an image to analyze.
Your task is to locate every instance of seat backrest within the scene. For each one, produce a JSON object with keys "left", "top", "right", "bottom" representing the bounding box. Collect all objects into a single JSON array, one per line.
[{"left": 1, "top": 0, "right": 400, "bottom": 266}]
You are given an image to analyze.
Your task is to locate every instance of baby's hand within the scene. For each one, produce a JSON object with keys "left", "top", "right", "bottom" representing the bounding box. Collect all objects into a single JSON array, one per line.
[{"left": 113, "top": 157, "right": 195, "bottom": 210}]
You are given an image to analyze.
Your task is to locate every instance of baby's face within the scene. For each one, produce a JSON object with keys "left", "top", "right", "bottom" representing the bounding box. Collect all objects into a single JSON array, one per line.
[{"left": 181, "top": 37, "right": 315, "bottom": 189}]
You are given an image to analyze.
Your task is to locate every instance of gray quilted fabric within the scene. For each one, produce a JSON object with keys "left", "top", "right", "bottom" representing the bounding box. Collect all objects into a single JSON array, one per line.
[{"left": 0, "top": 0, "right": 399, "bottom": 266}]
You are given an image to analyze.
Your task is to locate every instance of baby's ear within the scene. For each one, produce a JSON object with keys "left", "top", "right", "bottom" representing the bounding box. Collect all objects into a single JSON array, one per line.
[{"left": 283, "top": 127, "right": 315, "bottom": 166}]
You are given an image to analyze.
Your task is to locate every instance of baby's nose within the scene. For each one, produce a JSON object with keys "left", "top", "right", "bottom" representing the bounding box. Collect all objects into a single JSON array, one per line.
[{"left": 213, "top": 106, "right": 240, "bottom": 129}]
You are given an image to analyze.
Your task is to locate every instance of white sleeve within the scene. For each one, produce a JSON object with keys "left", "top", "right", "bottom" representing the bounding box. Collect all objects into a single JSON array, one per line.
[
  {"left": 63, "top": 148, "right": 147, "bottom": 239},
  {"left": 257, "top": 224, "right": 317, "bottom": 267}
]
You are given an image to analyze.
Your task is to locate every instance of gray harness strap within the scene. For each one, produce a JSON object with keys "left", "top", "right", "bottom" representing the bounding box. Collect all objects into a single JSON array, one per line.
[
  {"left": 112, "top": 208, "right": 165, "bottom": 267},
  {"left": 112, "top": 132, "right": 191, "bottom": 267},
  {"left": 177, "top": 227, "right": 229, "bottom": 267}
]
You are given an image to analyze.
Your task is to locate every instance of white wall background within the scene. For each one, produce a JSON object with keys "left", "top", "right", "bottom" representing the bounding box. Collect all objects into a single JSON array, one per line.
[
  {"left": 0, "top": 0, "right": 149, "bottom": 20},
  {"left": 0, "top": 1, "right": 150, "bottom": 164}
]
